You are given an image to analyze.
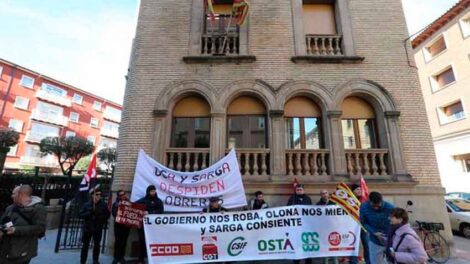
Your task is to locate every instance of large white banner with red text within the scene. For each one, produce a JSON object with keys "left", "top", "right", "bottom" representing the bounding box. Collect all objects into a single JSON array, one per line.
[
  {"left": 131, "top": 149, "right": 247, "bottom": 212},
  {"left": 143, "top": 205, "right": 361, "bottom": 263}
]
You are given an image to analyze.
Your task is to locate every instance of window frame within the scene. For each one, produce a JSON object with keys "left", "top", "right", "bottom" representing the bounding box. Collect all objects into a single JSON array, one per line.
[
  {"left": 459, "top": 14, "right": 470, "bottom": 39},
  {"left": 437, "top": 99, "right": 466, "bottom": 125},
  {"left": 69, "top": 112, "right": 80, "bottom": 123},
  {"left": 8, "top": 119, "right": 24, "bottom": 133},
  {"left": 90, "top": 117, "right": 99, "bottom": 128},
  {"left": 72, "top": 93, "right": 83, "bottom": 105},
  {"left": 423, "top": 34, "right": 448, "bottom": 63},
  {"left": 7, "top": 144, "right": 18, "bottom": 157},
  {"left": 227, "top": 114, "right": 268, "bottom": 149},
  {"left": 285, "top": 117, "right": 323, "bottom": 149},
  {"left": 41, "top": 83, "right": 67, "bottom": 97},
  {"left": 14, "top": 96, "right": 29, "bottom": 110},
  {"left": 0, "top": 66, "right": 3, "bottom": 78},
  {"left": 429, "top": 64, "right": 457, "bottom": 92},
  {"left": 171, "top": 117, "right": 211, "bottom": 148},
  {"left": 341, "top": 118, "right": 378, "bottom": 149},
  {"left": 19, "top": 74, "right": 35, "bottom": 89},
  {"left": 65, "top": 131, "right": 76, "bottom": 138},
  {"left": 93, "top": 101, "right": 102, "bottom": 111},
  {"left": 87, "top": 136, "right": 96, "bottom": 145}
]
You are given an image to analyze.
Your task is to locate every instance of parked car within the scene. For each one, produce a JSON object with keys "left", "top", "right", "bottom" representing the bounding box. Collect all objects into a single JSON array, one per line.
[
  {"left": 446, "top": 192, "right": 470, "bottom": 200},
  {"left": 445, "top": 198, "right": 470, "bottom": 238}
]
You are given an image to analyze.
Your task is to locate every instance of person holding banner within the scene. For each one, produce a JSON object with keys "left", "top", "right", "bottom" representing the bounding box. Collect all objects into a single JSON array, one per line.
[
  {"left": 203, "top": 197, "right": 227, "bottom": 213},
  {"left": 248, "top": 190, "right": 268, "bottom": 210},
  {"left": 112, "top": 190, "right": 131, "bottom": 264},
  {"left": 79, "top": 188, "right": 110, "bottom": 264},
  {"left": 360, "top": 191, "right": 394, "bottom": 264},
  {"left": 135, "top": 185, "right": 164, "bottom": 264}
]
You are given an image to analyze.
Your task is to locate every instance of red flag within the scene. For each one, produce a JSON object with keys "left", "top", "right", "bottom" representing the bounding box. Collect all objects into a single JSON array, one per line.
[
  {"left": 360, "top": 176, "right": 369, "bottom": 203},
  {"left": 79, "top": 154, "right": 97, "bottom": 191},
  {"left": 233, "top": 0, "right": 249, "bottom": 25}
]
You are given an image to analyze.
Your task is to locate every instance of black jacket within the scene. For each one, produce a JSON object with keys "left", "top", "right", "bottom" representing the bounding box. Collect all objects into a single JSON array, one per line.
[
  {"left": 136, "top": 196, "right": 164, "bottom": 215},
  {"left": 287, "top": 194, "right": 313, "bottom": 205},
  {"left": 316, "top": 199, "right": 336, "bottom": 206},
  {"left": 79, "top": 200, "right": 110, "bottom": 233}
]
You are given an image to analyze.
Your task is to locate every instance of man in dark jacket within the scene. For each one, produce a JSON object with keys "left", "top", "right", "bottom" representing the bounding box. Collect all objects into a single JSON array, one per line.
[
  {"left": 287, "top": 184, "right": 312, "bottom": 206},
  {"left": 316, "top": 189, "right": 335, "bottom": 205},
  {"left": 135, "top": 185, "right": 164, "bottom": 263},
  {"left": 0, "top": 185, "right": 46, "bottom": 264},
  {"left": 80, "top": 188, "right": 110, "bottom": 264},
  {"left": 248, "top": 191, "right": 268, "bottom": 210},
  {"left": 203, "top": 197, "right": 227, "bottom": 213},
  {"left": 360, "top": 191, "right": 394, "bottom": 264},
  {"left": 112, "top": 190, "right": 131, "bottom": 264},
  {"left": 286, "top": 184, "right": 312, "bottom": 264}
]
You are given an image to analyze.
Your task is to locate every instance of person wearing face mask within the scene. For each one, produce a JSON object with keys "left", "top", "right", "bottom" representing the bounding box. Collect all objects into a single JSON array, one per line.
[
  {"left": 385, "top": 208, "right": 427, "bottom": 264},
  {"left": 135, "top": 185, "right": 164, "bottom": 264},
  {"left": 0, "top": 185, "right": 46, "bottom": 264},
  {"left": 112, "top": 190, "right": 131, "bottom": 264},
  {"left": 80, "top": 188, "right": 110, "bottom": 264}
]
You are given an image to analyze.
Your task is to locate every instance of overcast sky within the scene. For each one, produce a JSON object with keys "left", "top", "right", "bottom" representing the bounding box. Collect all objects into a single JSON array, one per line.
[{"left": 0, "top": 0, "right": 460, "bottom": 105}]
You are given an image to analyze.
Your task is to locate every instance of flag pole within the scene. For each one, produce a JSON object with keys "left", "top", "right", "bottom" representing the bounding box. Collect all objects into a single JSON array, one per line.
[{"left": 221, "top": 8, "right": 234, "bottom": 55}]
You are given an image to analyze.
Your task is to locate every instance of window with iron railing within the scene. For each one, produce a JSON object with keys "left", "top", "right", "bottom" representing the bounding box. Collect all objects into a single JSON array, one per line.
[{"left": 202, "top": 10, "right": 240, "bottom": 56}]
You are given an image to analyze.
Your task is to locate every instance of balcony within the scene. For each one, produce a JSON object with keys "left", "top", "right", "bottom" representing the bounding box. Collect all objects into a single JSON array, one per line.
[
  {"left": 31, "top": 110, "right": 68, "bottom": 126},
  {"left": 345, "top": 149, "right": 390, "bottom": 178},
  {"left": 25, "top": 131, "right": 58, "bottom": 143},
  {"left": 20, "top": 155, "right": 57, "bottom": 167},
  {"left": 286, "top": 149, "right": 330, "bottom": 177},
  {"left": 103, "top": 112, "right": 121, "bottom": 123},
  {"left": 166, "top": 148, "right": 210, "bottom": 172},
  {"left": 36, "top": 90, "right": 72, "bottom": 107},
  {"left": 201, "top": 32, "right": 239, "bottom": 56},
  {"left": 228, "top": 148, "right": 270, "bottom": 178},
  {"left": 101, "top": 129, "right": 119, "bottom": 139}
]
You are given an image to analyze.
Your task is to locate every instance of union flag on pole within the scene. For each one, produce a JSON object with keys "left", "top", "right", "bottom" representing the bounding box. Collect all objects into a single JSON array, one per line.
[
  {"left": 330, "top": 182, "right": 362, "bottom": 225},
  {"left": 79, "top": 154, "right": 97, "bottom": 192},
  {"left": 233, "top": 0, "right": 249, "bottom": 25},
  {"left": 360, "top": 176, "right": 370, "bottom": 202}
]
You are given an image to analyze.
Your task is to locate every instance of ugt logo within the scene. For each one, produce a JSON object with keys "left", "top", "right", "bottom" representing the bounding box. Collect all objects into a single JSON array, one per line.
[
  {"left": 301, "top": 232, "right": 320, "bottom": 252},
  {"left": 227, "top": 236, "right": 248, "bottom": 256}
]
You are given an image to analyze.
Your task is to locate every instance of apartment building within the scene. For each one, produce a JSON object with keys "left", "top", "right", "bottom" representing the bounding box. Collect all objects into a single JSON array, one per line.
[
  {"left": 116, "top": 0, "right": 451, "bottom": 237},
  {"left": 0, "top": 58, "right": 122, "bottom": 170},
  {"left": 412, "top": 0, "right": 470, "bottom": 193}
]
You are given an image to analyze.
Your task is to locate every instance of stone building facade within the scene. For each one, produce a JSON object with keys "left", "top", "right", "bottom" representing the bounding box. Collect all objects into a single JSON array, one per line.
[{"left": 116, "top": 0, "right": 451, "bottom": 238}]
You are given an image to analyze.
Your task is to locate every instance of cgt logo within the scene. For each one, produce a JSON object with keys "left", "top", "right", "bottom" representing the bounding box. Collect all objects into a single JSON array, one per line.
[
  {"left": 150, "top": 243, "right": 194, "bottom": 256},
  {"left": 202, "top": 236, "right": 219, "bottom": 260},
  {"left": 228, "top": 236, "right": 248, "bottom": 256}
]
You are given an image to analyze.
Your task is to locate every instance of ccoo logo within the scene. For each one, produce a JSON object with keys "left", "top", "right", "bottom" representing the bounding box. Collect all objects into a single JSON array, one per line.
[{"left": 228, "top": 236, "right": 248, "bottom": 256}]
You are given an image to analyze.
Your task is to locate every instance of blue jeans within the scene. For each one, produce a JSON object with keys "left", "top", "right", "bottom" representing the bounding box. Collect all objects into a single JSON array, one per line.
[
  {"left": 349, "top": 230, "right": 370, "bottom": 264},
  {"left": 368, "top": 241, "right": 386, "bottom": 264}
]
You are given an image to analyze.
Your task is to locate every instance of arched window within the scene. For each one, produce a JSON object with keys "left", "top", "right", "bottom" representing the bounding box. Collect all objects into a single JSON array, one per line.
[
  {"left": 171, "top": 96, "right": 211, "bottom": 148},
  {"left": 227, "top": 96, "right": 267, "bottom": 148},
  {"left": 341, "top": 96, "right": 377, "bottom": 149},
  {"left": 285, "top": 96, "right": 323, "bottom": 149}
]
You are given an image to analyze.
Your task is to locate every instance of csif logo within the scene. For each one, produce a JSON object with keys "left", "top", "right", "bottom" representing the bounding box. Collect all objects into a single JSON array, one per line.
[
  {"left": 227, "top": 236, "right": 248, "bottom": 256},
  {"left": 301, "top": 232, "right": 320, "bottom": 252}
]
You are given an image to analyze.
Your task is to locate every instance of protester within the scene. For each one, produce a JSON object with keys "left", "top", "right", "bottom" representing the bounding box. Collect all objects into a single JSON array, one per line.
[
  {"left": 316, "top": 189, "right": 335, "bottom": 205},
  {"left": 386, "top": 208, "right": 427, "bottom": 264},
  {"left": 112, "top": 190, "right": 131, "bottom": 264},
  {"left": 349, "top": 184, "right": 370, "bottom": 264},
  {"left": 80, "top": 188, "right": 110, "bottom": 264},
  {"left": 136, "top": 185, "right": 164, "bottom": 264},
  {"left": 248, "top": 191, "right": 268, "bottom": 210},
  {"left": 360, "top": 191, "right": 394, "bottom": 264},
  {"left": 287, "top": 184, "right": 312, "bottom": 206},
  {"left": 286, "top": 184, "right": 312, "bottom": 264},
  {"left": 203, "top": 197, "right": 228, "bottom": 212},
  {"left": 0, "top": 185, "right": 46, "bottom": 264}
]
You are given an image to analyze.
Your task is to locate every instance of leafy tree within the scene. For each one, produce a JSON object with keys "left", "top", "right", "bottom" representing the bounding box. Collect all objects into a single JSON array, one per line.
[
  {"left": 39, "top": 136, "right": 95, "bottom": 176},
  {"left": 0, "top": 127, "right": 20, "bottom": 174},
  {"left": 97, "top": 147, "right": 116, "bottom": 173}
]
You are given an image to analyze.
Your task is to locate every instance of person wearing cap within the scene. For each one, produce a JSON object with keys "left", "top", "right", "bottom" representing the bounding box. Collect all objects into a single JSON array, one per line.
[
  {"left": 248, "top": 190, "right": 268, "bottom": 210},
  {"left": 203, "top": 197, "right": 227, "bottom": 213},
  {"left": 135, "top": 185, "right": 164, "bottom": 264},
  {"left": 79, "top": 188, "right": 110, "bottom": 264}
]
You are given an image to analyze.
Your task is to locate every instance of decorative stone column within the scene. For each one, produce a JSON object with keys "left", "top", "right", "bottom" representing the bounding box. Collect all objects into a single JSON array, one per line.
[
  {"left": 152, "top": 110, "right": 168, "bottom": 164},
  {"left": 327, "top": 110, "right": 348, "bottom": 181},
  {"left": 269, "top": 110, "right": 286, "bottom": 180},
  {"left": 291, "top": 0, "right": 307, "bottom": 56},
  {"left": 384, "top": 111, "right": 410, "bottom": 181},
  {"left": 210, "top": 112, "right": 226, "bottom": 164}
]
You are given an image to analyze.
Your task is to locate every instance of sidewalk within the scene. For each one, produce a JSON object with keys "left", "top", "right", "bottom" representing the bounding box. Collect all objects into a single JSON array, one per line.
[{"left": 31, "top": 229, "right": 470, "bottom": 264}]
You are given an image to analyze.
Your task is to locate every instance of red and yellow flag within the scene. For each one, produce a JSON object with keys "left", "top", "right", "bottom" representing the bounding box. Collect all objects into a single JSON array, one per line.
[
  {"left": 330, "top": 182, "right": 362, "bottom": 226},
  {"left": 233, "top": 0, "right": 249, "bottom": 25}
]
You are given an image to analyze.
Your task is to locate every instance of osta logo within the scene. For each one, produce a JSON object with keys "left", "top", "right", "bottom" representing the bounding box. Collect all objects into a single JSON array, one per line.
[
  {"left": 227, "top": 236, "right": 248, "bottom": 256},
  {"left": 150, "top": 243, "right": 193, "bottom": 256},
  {"left": 258, "top": 233, "right": 295, "bottom": 255},
  {"left": 301, "top": 232, "right": 320, "bottom": 252}
]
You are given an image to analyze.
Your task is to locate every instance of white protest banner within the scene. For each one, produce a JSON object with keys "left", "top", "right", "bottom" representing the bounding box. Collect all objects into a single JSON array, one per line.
[
  {"left": 143, "top": 205, "right": 361, "bottom": 263},
  {"left": 131, "top": 149, "right": 247, "bottom": 212}
]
